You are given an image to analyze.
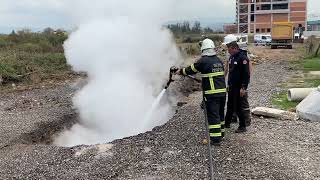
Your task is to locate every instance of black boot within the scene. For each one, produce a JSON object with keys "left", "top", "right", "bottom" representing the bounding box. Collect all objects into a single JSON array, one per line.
[
  {"left": 225, "top": 123, "right": 231, "bottom": 128},
  {"left": 231, "top": 113, "right": 238, "bottom": 124},
  {"left": 246, "top": 118, "right": 251, "bottom": 127},
  {"left": 235, "top": 127, "right": 247, "bottom": 133},
  {"left": 210, "top": 140, "right": 221, "bottom": 146}
]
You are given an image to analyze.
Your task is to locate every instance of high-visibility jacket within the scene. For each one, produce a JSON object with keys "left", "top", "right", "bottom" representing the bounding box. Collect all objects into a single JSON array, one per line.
[{"left": 180, "top": 55, "right": 226, "bottom": 97}]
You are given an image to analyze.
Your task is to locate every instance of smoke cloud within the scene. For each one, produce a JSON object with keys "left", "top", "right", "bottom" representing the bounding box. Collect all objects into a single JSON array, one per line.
[{"left": 54, "top": 0, "right": 181, "bottom": 147}]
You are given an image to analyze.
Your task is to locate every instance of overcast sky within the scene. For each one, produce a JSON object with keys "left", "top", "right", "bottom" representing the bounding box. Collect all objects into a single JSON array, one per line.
[{"left": 0, "top": 0, "right": 319, "bottom": 33}]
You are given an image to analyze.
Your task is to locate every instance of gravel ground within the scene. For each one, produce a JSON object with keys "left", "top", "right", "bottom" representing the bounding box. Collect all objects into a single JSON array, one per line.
[
  {"left": 248, "top": 60, "right": 292, "bottom": 108},
  {"left": 0, "top": 59, "right": 320, "bottom": 179},
  {"left": 212, "top": 61, "right": 320, "bottom": 180}
]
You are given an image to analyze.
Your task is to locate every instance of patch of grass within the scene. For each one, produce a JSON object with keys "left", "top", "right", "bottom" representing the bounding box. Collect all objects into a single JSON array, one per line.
[
  {"left": 0, "top": 50, "right": 71, "bottom": 83},
  {"left": 305, "top": 79, "right": 320, "bottom": 87},
  {"left": 0, "top": 29, "right": 72, "bottom": 86},
  {"left": 272, "top": 56, "right": 320, "bottom": 110},
  {"left": 272, "top": 91, "right": 299, "bottom": 110},
  {"left": 177, "top": 43, "right": 201, "bottom": 56},
  {"left": 304, "top": 57, "right": 320, "bottom": 71}
]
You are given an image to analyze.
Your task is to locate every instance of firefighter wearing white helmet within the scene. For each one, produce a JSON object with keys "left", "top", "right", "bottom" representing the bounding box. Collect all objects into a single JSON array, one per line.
[
  {"left": 201, "top": 38, "right": 215, "bottom": 50},
  {"left": 175, "top": 38, "right": 226, "bottom": 146},
  {"left": 223, "top": 34, "right": 238, "bottom": 45},
  {"left": 223, "top": 35, "right": 252, "bottom": 133},
  {"left": 223, "top": 34, "right": 248, "bottom": 51},
  {"left": 222, "top": 34, "right": 239, "bottom": 125}
]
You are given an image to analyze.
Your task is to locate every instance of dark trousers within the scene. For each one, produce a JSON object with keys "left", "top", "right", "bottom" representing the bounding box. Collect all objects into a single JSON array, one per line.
[
  {"left": 204, "top": 96, "right": 226, "bottom": 142},
  {"left": 225, "top": 87, "right": 251, "bottom": 128}
]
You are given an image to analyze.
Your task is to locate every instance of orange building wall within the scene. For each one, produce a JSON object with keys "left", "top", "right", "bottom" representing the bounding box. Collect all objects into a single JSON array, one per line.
[
  {"left": 256, "top": 14, "right": 271, "bottom": 23},
  {"left": 273, "top": 14, "right": 289, "bottom": 22},
  {"left": 235, "top": 0, "right": 307, "bottom": 34}
]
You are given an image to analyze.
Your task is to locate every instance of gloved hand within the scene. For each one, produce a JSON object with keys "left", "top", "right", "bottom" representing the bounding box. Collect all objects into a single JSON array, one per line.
[
  {"left": 170, "top": 66, "right": 180, "bottom": 75},
  {"left": 173, "top": 69, "right": 181, "bottom": 75},
  {"left": 240, "top": 88, "right": 247, "bottom": 97}
]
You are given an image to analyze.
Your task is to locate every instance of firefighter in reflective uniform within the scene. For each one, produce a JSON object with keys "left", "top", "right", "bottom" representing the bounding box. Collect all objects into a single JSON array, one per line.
[
  {"left": 175, "top": 38, "right": 226, "bottom": 146},
  {"left": 223, "top": 37, "right": 251, "bottom": 133}
]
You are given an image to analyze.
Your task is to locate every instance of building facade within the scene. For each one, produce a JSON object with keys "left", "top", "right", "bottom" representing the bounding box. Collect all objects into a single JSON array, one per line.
[
  {"left": 236, "top": 0, "right": 307, "bottom": 34},
  {"left": 223, "top": 24, "right": 238, "bottom": 34}
]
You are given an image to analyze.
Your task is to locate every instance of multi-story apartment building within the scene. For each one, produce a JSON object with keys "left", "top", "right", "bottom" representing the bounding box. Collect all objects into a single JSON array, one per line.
[{"left": 236, "top": 0, "right": 307, "bottom": 34}]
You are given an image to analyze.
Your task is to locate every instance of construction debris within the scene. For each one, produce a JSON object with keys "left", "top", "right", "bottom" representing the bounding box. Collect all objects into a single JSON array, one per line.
[
  {"left": 287, "top": 88, "right": 317, "bottom": 102},
  {"left": 252, "top": 107, "right": 298, "bottom": 120},
  {"left": 296, "top": 86, "right": 320, "bottom": 122}
]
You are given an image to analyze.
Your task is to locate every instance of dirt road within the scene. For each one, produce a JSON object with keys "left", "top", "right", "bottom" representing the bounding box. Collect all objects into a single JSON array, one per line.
[{"left": 0, "top": 47, "right": 319, "bottom": 179}]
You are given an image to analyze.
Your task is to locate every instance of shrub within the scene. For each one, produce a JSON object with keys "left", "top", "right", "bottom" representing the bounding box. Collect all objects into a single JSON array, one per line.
[
  {"left": 17, "top": 43, "right": 43, "bottom": 53},
  {"left": 0, "top": 63, "right": 20, "bottom": 82},
  {"left": 0, "top": 50, "right": 71, "bottom": 84}
]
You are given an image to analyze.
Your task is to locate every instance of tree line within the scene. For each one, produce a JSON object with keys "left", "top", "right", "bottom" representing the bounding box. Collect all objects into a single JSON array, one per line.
[
  {"left": 0, "top": 27, "right": 68, "bottom": 53},
  {"left": 166, "top": 21, "right": 214, "bottom": 34}
]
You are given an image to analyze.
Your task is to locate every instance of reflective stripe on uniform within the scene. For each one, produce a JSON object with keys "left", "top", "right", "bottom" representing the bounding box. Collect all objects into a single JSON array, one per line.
[
  {"left": 210, "top": 133, "right": 222, "bottom": 137},
  {"left": 221, "top": 129, "right": 225, "bottom": 133},
  {"left": 191, "top": 64, "right": 198, "bottom": 73},
  {"left": 205, "top": 88, "right": 226, "bottom": 95},
  {"left": 182, "top": 68, "right": 187, "bottom": 75},
  {"left": 201, "top": 71, "right": 225, "bottom": 94},
  {"left": 209, "top": 124, "right": 221, "bottom": 129},
  {"left": 201, "top": 72, "right": 224, "bottom": 78},
  {"left": 209, "top": 77, "right": 215, "bottom": 91},
  {"left": 220, "top": 121, "right": 225, "bottom": 125}
]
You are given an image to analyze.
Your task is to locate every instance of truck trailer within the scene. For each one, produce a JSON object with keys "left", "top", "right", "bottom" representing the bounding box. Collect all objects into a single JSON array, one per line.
[{"left": 271, "top": 22, "right": 294, "bottom": 49}]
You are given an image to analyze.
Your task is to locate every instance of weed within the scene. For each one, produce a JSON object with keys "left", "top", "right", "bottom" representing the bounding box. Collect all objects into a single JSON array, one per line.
[
  {"left": 272, "top": 91, "right": 299, "bottom": 110},
  {"left": 304, "top": 57, "right": 320, "bottom": 71}
]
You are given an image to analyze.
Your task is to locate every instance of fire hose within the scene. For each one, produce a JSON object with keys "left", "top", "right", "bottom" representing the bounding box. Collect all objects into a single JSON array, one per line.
[
  {"left": 165, "top": 66, "right": 214, "bottom": 180},
  {"left": 165, "top": 66, "right": 201, "bottom": 89}
]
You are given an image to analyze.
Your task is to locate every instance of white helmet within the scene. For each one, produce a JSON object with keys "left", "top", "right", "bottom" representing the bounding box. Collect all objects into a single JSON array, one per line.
[
  {"left": 201, "top": 38, "right": 215, "bottom": 51},
  {"left": 223, "top": 34, "right": 238, "bottom": 45}
]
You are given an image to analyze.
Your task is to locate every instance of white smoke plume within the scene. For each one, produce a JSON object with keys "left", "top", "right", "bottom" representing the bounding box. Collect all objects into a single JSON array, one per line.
[{"left": 54, "top": 0, "right": 182, "bottom": 147}]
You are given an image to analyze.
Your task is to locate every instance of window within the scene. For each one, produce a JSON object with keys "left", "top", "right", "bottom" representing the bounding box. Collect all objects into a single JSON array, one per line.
[
  {"left": 256, "top": 29, "right": 260, "bottom": 33},
  {"left": 261, "top": 4, "right": 271, "bottom": 10},
  {"left": 251, "top": 14, "right": 255, "bottom": 22},
  {"left": 267, "top": 28, "right": 271, "bottom": 32},
  {"left": 273, "top": 3, "right": 288, "bottom": 10},
  {"left": 251, "top": 4, "right": 255, "bottom": 12},
  {"left": 261, "top": 28, "right": 266, "bottom": 33},
  {"left": 257, "top": 6, "right": 260, "bottom": 10}
]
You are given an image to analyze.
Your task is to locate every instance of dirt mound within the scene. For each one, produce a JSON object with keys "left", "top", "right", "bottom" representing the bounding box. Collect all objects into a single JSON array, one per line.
[{"left": 248, "top": 45, "right": 305, "bottom": 64}]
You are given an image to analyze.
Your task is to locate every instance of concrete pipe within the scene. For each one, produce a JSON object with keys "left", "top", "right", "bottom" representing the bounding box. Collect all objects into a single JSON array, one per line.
[
  {"left": 296, "top": 86, "right": 320, "bottom": 122},
  {"left": 287, "top": 88, "right": 317, "bottom": 102}
]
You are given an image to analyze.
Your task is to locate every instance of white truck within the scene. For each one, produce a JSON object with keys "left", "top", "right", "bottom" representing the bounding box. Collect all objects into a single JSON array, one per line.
[{"left": 254, "top": 34, "right": 272, "bottom": 46}]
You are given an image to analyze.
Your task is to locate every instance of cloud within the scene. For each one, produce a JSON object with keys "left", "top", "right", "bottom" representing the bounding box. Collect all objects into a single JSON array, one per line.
[
  {"left": 0, "top": 0, "right": 319, "bottom": 33},
  {"left": 171, "top": 0, "right": 235, "bottom": 20},
  {"left": 0, "top": 0, "right": 69, "bottom": 32},
  {"left": 0, "top": 0, "right": 235, "bottom": 31}
]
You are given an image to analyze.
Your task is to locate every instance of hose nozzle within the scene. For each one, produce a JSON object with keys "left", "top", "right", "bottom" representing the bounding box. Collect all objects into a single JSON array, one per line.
[
  {"left": 165, "top": 66, "right": 179, "bottom": 89},
  {"left": 170, "top": 66, "right": 179, "bottom": 74}
]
